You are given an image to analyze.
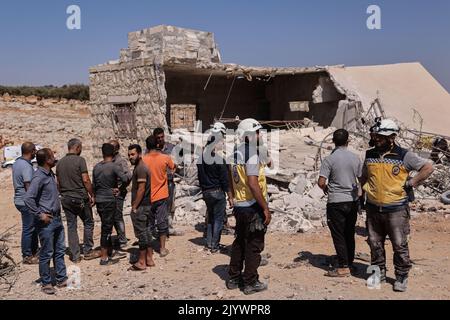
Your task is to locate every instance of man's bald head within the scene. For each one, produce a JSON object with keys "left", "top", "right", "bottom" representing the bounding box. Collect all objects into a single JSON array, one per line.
[
  {"left": 21, "top": 142, "right": 36, "bottom": 155},
  {"left": 21, "top": 142, "right": 36, "bottom": 160}
]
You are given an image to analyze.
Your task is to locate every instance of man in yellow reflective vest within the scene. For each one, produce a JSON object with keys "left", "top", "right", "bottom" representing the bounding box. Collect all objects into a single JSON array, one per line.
[
  {"left": 360, "top": 119, "right": 434, "bottom": 292},
  {"left": 227, "top": 118, "right": 272, "bottom": 295}
]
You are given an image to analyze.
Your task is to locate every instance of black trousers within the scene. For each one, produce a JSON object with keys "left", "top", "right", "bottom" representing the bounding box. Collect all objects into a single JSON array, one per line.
[
  {"left": 61, "top": 196, "right": 94, "bottom": 261},
  {"left": 96, "top": 201, "right": 116, "bottom": 248},
  {"left": 366, "top": 204, "right": 412, "bottom": 277},
  {"left": 326, "top": 201, "right": 358, "bottom": 268},
  {"left": 229, "top": 204, "right": 266, "bottom": 286},
  {"left": 114, "top": 196, "right": 127, "bottom": 244}
]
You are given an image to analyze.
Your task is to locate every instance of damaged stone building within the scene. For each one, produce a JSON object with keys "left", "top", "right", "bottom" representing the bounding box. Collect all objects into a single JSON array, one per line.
[{"left": 89, "top": 25, "right": 450, "bottom": 149}]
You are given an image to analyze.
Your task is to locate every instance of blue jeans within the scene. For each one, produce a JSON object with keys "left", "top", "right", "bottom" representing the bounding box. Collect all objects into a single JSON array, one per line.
[
  {"left": 36, "top": 216, "right": 67, "bottom": 286},
  {"left": 203, "top": 190, "right": 226, "bottom": 250},
  {"left": 15, "top": 204, "right": 39, "bottom": 258}
]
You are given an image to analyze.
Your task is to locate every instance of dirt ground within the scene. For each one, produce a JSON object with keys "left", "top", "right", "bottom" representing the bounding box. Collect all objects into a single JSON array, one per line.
[{"left": 1, "top": 170, "right": 449, "bottom": 301}]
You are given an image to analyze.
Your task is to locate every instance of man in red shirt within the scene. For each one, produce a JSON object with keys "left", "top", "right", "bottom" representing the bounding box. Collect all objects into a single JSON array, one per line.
[{"left": 142, "top": 135, "right": 176, "bottom": 257}]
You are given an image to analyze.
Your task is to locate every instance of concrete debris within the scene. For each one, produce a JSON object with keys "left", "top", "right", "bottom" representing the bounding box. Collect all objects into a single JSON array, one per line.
[
  {"left": 176, "top": 185, "right": 202, "bottom": 199},
  {"left": 298, "top": 219, "right": 314, "bottom": 233},
  {"left": 267, "top": 184, "right": 280, "bottom": 195},
  {"left": 288, "top": 174, "right": 308, "bottom": 194},
  {"left": 283, "top": 193, "right": 306, "bottom": 210},
  {"left": 307, "top": 184, "right": 325, "bottom": 201}
]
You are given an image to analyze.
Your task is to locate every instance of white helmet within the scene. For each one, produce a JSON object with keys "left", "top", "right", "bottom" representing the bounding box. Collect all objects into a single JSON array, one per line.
[
  {"left": 374, "top": 119, "right": 400, "bottom": 136},
  {"left": 236, "top": 118, "right": 263, "bottom": 140},
  {"left": 211, "top": 122, "right": 227, "bottom": 135}
]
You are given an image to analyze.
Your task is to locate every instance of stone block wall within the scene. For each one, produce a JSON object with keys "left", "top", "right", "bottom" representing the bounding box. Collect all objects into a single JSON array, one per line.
[
  {"left": 89, "top": 60, "right": 168, "bottom": 158},
  {"left": 124, "top": 25, "right": 221, "bottom": 65}
]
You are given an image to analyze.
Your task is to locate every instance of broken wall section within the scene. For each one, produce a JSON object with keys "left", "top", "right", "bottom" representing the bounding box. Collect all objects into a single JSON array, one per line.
[{"left": 267, "top": 72, "right": 345, "bottom": 127}]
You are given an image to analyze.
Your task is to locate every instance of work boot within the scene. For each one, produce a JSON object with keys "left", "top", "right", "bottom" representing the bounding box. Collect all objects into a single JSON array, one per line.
[
  {"left": 83, "top": 250, "right": 101, "bottom": 261},
  {"left": 41, "top": 284, "right": 56, "bottom": 295},
  {"left": 325, "top": 267, "right": 351, "bottom": 278},
  {"left": 243, "top": 280, "right": 268, "bottom": 295},
  {"left": 23, "top": 256, "right": 39, "bottom": 265},
  {"left": 393, "top": 275, "right": 408, "bottom": 292},
  {"left": 56, "top": 280, "right": 68, "bottom": 289},
  {"left": 226, "top": 277, "right": 243, "bottom": 290}
]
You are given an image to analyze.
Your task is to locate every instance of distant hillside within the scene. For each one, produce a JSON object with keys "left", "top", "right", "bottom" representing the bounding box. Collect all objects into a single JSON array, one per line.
[{"left": 0, "top": 84, "right": 89, "bottom": 101}]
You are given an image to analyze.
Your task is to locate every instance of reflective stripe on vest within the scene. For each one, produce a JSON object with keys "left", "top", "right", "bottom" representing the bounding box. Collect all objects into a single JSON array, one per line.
[{"left": 363, "top": 145, "right": 409, "bottom": 207}]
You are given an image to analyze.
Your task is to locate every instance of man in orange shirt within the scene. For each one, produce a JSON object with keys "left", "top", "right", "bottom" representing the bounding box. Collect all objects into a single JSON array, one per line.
[{"left": 142, "top": 135, "right": 176, "bottom": 257}]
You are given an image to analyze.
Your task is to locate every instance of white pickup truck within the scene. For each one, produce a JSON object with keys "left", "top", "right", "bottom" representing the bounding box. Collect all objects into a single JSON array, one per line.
[{"left": 1, "top": 145, "right": 43, "bottom": 168}]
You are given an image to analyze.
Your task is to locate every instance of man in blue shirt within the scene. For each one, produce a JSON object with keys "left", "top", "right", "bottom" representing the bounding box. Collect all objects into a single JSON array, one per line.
[
  {"left": 12, "top": 142, "right": 39, "bottom": 264},
  {"left": 24, "top": 148, "right": 67, "bottom": 295}
]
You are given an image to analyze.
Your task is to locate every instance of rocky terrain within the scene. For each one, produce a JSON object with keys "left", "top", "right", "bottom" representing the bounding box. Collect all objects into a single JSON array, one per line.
[{"left": 0, "top": 94, "right": 93, "bottom": 165}]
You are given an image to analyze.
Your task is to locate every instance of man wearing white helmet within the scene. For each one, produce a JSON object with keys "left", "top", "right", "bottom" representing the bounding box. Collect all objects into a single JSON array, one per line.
[
  {"left": 360, "top": 119, "right": 434, "bottom": 292},
  {"left": 227, "top": 118, "right": 271, "bottom": 295},
  {"left": 197, "top": 122, "right": 233, "bottom": 253}
]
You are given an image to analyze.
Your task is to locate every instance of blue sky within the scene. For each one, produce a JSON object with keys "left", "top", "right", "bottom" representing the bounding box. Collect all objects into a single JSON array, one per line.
[{"left": 0, "top": 0, "right": 449, "bottom": 91}]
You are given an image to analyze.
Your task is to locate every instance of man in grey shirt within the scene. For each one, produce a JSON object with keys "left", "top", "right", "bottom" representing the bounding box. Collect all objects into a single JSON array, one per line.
[
  {"left": 318, "top": 129, "right": 362, "bottom": 278},
  {"left": 56, "top": 138, "right": 98, "bottom": 262},
  {"left": 110, "top": 140, "right": 132, "bottom": 247},
  {"left": 12, "top": 142, "right": 39, "bottom": 264}
]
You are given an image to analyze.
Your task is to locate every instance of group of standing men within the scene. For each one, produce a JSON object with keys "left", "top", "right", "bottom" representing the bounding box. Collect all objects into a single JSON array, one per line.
[
  {"left": 12, "top": 128, "right": 176, "bottom": 294},
  {"left": 12, "top": 116, "right": 434, "bottom": 295}
]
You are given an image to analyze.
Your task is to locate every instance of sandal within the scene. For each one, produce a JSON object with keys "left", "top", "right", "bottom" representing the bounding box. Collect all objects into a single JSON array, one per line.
[{"left": 128, "top": 264, "right": 146, "bottom": 272}]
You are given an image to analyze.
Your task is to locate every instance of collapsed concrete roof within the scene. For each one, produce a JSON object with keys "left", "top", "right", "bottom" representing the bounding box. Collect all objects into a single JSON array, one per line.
[{"left": 328, "top": 63, "right": 450, "bottom": 136}]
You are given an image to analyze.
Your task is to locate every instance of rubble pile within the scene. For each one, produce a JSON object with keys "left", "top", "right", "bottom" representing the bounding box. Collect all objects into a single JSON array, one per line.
[
  {"left": 170, "top": 123, "right": 450, "bottom": 234},
  {"left": 170, "top": 127, "right": 342, "bottom": 234}
]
